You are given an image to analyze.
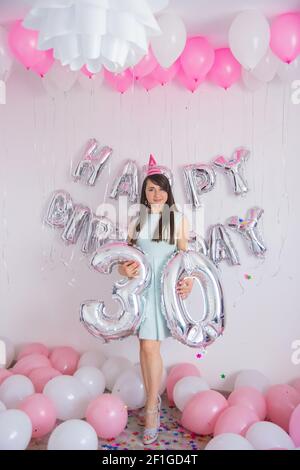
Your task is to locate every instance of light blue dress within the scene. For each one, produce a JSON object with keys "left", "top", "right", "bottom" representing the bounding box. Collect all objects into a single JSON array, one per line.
[{"left": 136, "top": 211, "right": 183, "bottom": 341}]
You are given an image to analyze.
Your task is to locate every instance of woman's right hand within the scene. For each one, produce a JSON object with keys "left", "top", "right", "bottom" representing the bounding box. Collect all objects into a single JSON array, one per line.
[{"left": 118, "top": 260, "right": 140, "bottom": 278}]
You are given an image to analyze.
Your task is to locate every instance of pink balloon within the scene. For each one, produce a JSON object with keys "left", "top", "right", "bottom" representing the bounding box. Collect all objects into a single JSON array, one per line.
[
  {"left": 28, "top": 367, "right": 62, "bottom": 393},
  {"left": 291, "top": 378, "right": 300, "bottom": 394},
  {"left": 270, "top": 13, "right": 300, "bottom": 63},
  {"left": 86, "top": 393, "right": 128, "bottom": 439},
  {"left": 182, "top": 390, "right": 228, "bottom": 435},
  {"left": 137, "top": 74, "right": 160, "bottom": 91},
  {"left": 180, "top": 36, "right": 215, "bottom": 81},
  {"left": 32, "top": 49, "right": 54, "bottom": 77},
  {"left": 0, "top": 369, "right": 13, "bottom": 385},
  {"left": 8, "top": 20, "right": 42, "bottom": 69},
  {"left": 132, "top": 48, "right": 157, "bottom": 79},
  {"left": 104, "top": 68, "right": 133, "bottom": 93},
  {"left": 19, "top": 393, "right": 57, "bottom": 438},
  {"left": 266, "top": 384, "right": 300, "bottom": 431},
  {"left": 49, "top": 347, "right": 79, "bottom": 375},
  {"left": 177, "top": 67, "right": 205, "bottom": 92},
  {"left": 152, "top": 61, "right": 179, "bottom": 85},
  {"left": 214, "top": 405, "right": 259, "bottom": 436},
  {"left": 81, "top": 65, "right": 94, "bottom": 79},
  {"left": 167, "top": 363, "right": 201, "bottom": 406},
  {"left": 228, "top": 386, "right": 267, "bottom": 420},
  {"left": 18, "top": 343, "right": 49, "bottom": 361},
  {"left": 289, "top": 403, "right": 300, "bottom": 447},
  {"left": 13, "top": 354, "right": 51, "bottom": 376},
  {"left": 208, "top": 48, "right": 241, "bottom": 89}
]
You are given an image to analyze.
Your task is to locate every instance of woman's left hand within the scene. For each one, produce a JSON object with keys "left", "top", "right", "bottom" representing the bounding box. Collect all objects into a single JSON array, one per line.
[{"left": 176, "top": 277, "right": 194, "bottom": 299}]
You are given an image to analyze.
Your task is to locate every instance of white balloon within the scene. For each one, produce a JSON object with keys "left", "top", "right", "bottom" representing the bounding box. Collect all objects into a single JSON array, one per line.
[
  {"left": 74, "top": 366, "right": 105, "bottom": 399},
  {"left": 134, "top": 363, "right": 167, "bottom": 395},
  {"left": 0, "top": 409, "right": 32, "bottom": 450},
  {"left": 229, "top": 10, "right": 270, "bottom": 70},
  {"left": 277, "top": 56, "right": 300, "bottom": 82},
  {"left": 174, "top": 376, "right": 210, "bottom": 412},
  {"left": 0, "top": 336, "right": 15, "bottom": 368},
  {"left": 101, "top": 357, "right": 133, "bottom": 391},
  {"left": 151, "top": 13, "right": 186, "bottom": 67},
  {"left": 78, "top": 350, "right": 107, "bottom": 369},
  {"left": 148, "top": 0, "right": 169, "bottom": 13},
  {"left": 43, "top": 375, "right": 90, "bottom": 421},
  {"left": 251, "top": 49, "right": 280, "bottom": 82},
  {"left": 112, "top": 369, "right": 146, "bottom": 410},
  {"left": 234, "top": 370, "right": 270, "bottom": 394},
  {"left": 242, "top": 68, "right": 265, "bottom": 92},
  {"left": 0, "top": 400, "right": 6, "bottom": 412},
  {"left": 0, "top": 375, "right": 34, "bottom": 409},
  {"left": 0, "top": 27, "right": 13, "bottom": 81},
  {"left": 42, "top": 60, "right": 78, "bottom": 96},
  {"left": 205, "top": 433, "right": 254, "bottom": 450},
  {"left": 48, "top": 419, "right": 98, "bottom": 450},
  {"left": 246, "top": 421, "right": 295, "bottom": 450}
]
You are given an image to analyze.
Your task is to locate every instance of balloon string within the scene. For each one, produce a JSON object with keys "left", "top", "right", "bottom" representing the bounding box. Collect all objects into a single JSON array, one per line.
[
  {"left": 220, "top": 88, "right": 225, "bottom": 153},
  {"left": 250, "top": 84, "right": 269, "bottom": 288},
  {"left": 162, "top": 81, "right": 168, "bottom": 166},
  {"left": 169, "top": 94, "right": 174, "bottom": 174},
  {"left": 251, "top": 92, "right": 256, "bottom": 196},
  {"left": 272, "top": 81, "right": 290, "bottom": 278},
  {"left": 1, "top": 188, "right": 10, "bottom": 286}
]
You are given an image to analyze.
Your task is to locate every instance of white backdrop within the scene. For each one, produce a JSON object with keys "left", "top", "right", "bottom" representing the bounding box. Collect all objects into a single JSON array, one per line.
[{"left": 0, "top": 62, "right": 299, "bottom": 391}]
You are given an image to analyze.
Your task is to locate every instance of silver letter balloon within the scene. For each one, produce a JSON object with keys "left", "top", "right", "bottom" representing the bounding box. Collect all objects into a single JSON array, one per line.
[
  {"left": 73, "top": 138, "right": 112, "bottom": 186},
  {"left": 209, "top": 224, "right": 240, "bottom": 266},
  {"left": 213, "top": 147, "right": 250, "bottom": 196},
  {"left": 227, "top": 207, "right": 267, "bottom": 258},
  {"left": 110, "top": 160, "right": 139, "bottom": 203},
  {"left": 80, "top": 242, "right": 151, "bottom": 342},
  {"left": 183, "top": 164, "right": 216, "bottom": 208},
  {"left": 161, "top": 250, "right": 225, "bottom": 349}
]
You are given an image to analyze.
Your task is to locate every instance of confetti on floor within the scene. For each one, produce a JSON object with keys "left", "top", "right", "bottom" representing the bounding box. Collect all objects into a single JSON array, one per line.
[{"left": 28, "top": 393, "right": 211, "bottom": 450}]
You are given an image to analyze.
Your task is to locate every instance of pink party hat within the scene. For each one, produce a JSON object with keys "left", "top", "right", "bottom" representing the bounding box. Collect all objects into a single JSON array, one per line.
[{"left": 147, "top": 154, "right": 162, "bottom": 176}]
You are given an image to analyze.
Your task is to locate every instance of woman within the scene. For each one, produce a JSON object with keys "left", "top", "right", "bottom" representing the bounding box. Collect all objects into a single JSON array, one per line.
[{"left": 118, "top": 157, "right": 194, "bottom": 445}]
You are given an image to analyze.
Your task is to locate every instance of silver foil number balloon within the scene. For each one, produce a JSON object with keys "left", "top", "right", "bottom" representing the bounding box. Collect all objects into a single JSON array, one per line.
[
  {"left": 227, "top": 207, "right": 267, "bottom": 258},
  {"left": 161, "top": 250, "right": 225, "bottom": 349},
  {"left": 110, "top": 160, "right": 139, "bottom": 203},
  {"left": 208, "top": 224, "right": 240, "bottom": 266},
  {"left": 183, "top": 164, "right": 216, "bottom": 208},
  {"left": 213, "top": 147, "right": 250, "bottom": 196},
  {"left": 73, "top": 138, "right": 112, "bottom": 186},
  {"left": 80, "top": 242, "right": 152, "bottom": 342}
]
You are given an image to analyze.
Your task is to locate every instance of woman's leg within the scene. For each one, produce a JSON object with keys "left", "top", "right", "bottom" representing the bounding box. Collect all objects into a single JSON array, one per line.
[
  {"left": 139, "top": 341, "right": 149, "bottom": 395},
  {"left": 139, "top": 339, "right": 163, "bottom": 428}
]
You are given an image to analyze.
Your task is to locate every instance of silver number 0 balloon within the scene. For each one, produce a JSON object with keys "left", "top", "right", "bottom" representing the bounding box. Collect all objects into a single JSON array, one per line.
[
  {"left": 80, "top": 242, "right": 151, "bottom": 342},
  {"left": 161, "top": 250, "right": 225, "bottom": 349}
]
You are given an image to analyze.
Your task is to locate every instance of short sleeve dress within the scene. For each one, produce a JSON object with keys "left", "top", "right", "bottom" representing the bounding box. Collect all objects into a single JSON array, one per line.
[{"left": 135, "top": 211, "right": 183, "bottom": 340}]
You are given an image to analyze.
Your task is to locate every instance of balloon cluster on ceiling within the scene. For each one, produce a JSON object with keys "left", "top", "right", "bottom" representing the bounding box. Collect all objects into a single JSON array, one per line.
[{"left": 0, "top": 1, "right": 300, "bottom": 93}]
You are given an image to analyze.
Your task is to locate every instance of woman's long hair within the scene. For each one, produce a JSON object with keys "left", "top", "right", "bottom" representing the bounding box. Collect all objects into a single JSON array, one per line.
[{"left": 128, "top": 173, "right": 178, "bottom": 246}]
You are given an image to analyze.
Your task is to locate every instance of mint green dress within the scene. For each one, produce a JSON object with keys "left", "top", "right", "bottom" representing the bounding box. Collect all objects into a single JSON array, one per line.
[{"left": 136, "top": 211, "right": 182, "bottom": 340}]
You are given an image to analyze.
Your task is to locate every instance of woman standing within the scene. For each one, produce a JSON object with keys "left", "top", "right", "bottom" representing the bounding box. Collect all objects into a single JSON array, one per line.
[{"left": 118, "top": 156, "right": 194, "bottom": 445}]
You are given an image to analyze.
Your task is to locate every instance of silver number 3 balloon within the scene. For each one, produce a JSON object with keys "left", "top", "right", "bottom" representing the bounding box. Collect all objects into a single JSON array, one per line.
[
  {"left": 80, "top": 242, "right": 151, "bottom": 342},
  {"left": 161, "top": 250, "right": 225, "bottom": 349}
]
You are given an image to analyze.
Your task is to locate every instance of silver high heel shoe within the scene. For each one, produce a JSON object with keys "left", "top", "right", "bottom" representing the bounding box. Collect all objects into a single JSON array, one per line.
[{"left": 142, "top": 395, "right": 161, "bottom": 446}]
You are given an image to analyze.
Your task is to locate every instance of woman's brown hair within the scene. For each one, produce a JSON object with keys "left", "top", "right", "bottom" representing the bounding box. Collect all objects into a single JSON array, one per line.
[{"left": 128, "top": 173, "right": 178, "bottom": 246}]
